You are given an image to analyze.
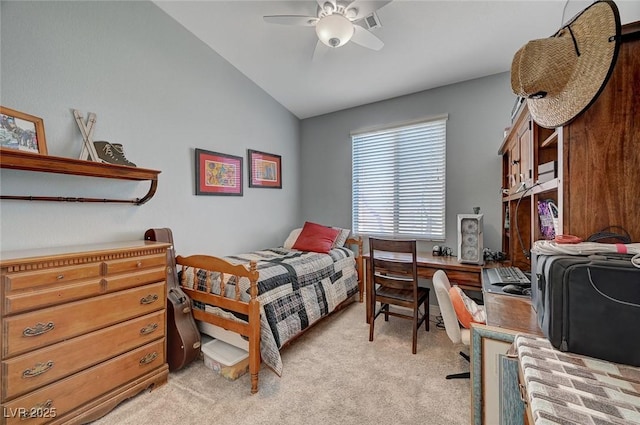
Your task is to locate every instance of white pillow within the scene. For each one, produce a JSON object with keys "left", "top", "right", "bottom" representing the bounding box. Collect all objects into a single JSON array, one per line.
[
  {"left": 283, "top": 228, "right": 302, "bottom": 249},
  {"left": 332, "top": 227, "right": 351, "bottom": 248}
]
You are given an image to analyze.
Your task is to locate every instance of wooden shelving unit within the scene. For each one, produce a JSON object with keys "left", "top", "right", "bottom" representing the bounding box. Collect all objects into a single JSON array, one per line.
[
  {"left": 498, "top": 23, "right": 640, "bottom": 270},
  {"left": 0, "top": 149, "right": 160, "bottom": 205}
]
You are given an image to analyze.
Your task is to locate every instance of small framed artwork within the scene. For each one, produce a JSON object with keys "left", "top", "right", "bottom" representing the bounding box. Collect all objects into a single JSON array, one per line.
[
  {"left": 248, "top": 149, "right": 282, "bottom": 189},
  {"left": 195, "top": 148, "right": 243, "bottom": 196},
  {"left": 0, "top": 106, "right": 48, "bottom": 155}
]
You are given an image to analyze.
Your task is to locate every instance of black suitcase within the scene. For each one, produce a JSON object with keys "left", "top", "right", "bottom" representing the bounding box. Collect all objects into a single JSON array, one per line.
[{"left": 531, "top": 252, "right": 640, "bottom": 366}]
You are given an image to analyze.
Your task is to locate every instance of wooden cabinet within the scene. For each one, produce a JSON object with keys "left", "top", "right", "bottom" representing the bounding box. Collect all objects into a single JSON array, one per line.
[
  {"left": 1, "top": 241, "right": 170, "bottom": 424},
  {"left": 561, "top": 24, "right": 640, "bottom": 240},
  {"left": 499, "top": 22, "right": 640, "bottom": 271},
  {"left": 500, "top": 108, "right": 555, "bottom": 270}
]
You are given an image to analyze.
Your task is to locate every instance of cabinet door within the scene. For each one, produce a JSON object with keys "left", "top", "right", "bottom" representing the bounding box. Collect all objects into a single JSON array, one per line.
[
  {"left": 563, "top": 32, "right": 640, "bottom": 241},
  {"left": 518, "top": 119, "right": 532, "bottom": 188},
  {"left": 509, "top": 144, "right": 520, "bottom": 191}
]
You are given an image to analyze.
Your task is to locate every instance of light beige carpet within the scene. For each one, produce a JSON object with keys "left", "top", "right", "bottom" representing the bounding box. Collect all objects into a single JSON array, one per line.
[{"left": 93, "top": 301, "right": 470, "bottom": 425}]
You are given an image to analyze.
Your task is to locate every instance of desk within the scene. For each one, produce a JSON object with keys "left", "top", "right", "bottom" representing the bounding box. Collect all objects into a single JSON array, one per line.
[
  {"left": 363, "top": 252, "right": 498, "bottom": 324},
  {"left": 482, "top": 269, "right": 542, "bottom": 336}
]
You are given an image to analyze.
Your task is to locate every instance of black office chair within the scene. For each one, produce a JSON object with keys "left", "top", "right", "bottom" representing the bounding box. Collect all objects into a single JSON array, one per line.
[{"left": 368, "top": 238, "right": 430, "bottom": 354}]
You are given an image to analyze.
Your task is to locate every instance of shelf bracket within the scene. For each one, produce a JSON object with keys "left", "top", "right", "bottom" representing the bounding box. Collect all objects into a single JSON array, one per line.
[{"left": 0, "top": 178, "right": 157, "bottom": 205}]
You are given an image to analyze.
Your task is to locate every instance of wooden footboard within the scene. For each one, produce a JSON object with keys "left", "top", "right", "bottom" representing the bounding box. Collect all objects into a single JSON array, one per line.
[{"left": 175, "top": 255, "right": 261, "bottom": 394}]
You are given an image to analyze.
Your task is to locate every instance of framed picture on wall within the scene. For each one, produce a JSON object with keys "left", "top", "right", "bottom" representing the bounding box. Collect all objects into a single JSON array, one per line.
[
  {"left": 195, "top": 148, "right": 243, "bottom": 196},
  {"left": 0, "top": 106, "right": 48, "bottom": 155},
  {"left": 248, "top": 149, "right": 282, "bottom": 189}
]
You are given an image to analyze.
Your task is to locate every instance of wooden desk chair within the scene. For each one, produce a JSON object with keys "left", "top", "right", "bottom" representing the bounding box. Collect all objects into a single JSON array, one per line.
[{"left": 368, "top": 238, "right": 430, "bottom": 354}]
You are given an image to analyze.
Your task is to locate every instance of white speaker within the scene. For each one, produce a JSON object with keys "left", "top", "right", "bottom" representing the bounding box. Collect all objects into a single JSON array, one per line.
[{"left": 457, "top": 214, "right": 484, "bottom": 265}]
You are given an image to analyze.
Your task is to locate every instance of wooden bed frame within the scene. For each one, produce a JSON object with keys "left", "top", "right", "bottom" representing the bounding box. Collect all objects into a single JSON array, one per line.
[{"left": 175, "top": 237, "right": 363, "bottom": 394}]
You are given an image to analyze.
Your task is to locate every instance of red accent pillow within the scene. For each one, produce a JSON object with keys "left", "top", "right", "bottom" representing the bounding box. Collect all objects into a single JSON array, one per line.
[
  {"left": 449, "top": 285, "right": 486, "bottom": 329},
  {"left": 292, "top": 222, "right": 340, "bottom": 254}
]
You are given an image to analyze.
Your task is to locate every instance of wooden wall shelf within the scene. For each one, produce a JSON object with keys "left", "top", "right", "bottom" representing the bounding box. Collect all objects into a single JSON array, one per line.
[
  {"left": 501, "top": 178, "right": 559, "bottom": 202},
  {"left": 0, "top": 149, "right": 160, "bottom": 205},
  {"left": 540, "top": 131, "right": 558, "bottom": 149}
]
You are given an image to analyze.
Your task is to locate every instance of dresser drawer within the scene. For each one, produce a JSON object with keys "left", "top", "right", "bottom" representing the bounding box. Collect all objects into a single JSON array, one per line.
[
  {"left": 4, "top": 268, "right": 166, "bottom": 316},
  {"left": 3, "top": 263, "right": 102, "bottom": 292},
  {"left": 104, "top": 253, "right": 166, "bottom": 275},
  {"left": 1, "top": 310, "right": 165, "bottom": 402},
  {"left": 0, "top": 339, "right": 165, "bottom": 425},
  {"left": 3, "top": 278, "right": 103, "bottom": 316},
  {"left": 2, "top": 282, "right": 165, "bottom": 358},
  {"left": 104, "top": 268, "right": 166, "bottom": 293}
]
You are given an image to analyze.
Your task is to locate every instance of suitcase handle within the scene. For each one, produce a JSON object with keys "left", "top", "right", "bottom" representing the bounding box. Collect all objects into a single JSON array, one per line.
[{"left": 587, "top": 268, "right": 640, "bottom": 308}]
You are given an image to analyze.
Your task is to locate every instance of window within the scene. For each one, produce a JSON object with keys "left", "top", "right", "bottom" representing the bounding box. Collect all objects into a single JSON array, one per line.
[{"left": 352, "top": 116, "right": 447, "bottom": 240}]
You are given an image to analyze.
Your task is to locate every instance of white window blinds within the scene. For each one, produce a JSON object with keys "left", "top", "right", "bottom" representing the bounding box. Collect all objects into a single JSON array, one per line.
[{"left": 352, "top": 116, "right": 447, "bottom": 240}]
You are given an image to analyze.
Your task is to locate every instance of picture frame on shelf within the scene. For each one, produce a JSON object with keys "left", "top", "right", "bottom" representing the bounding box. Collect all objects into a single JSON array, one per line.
[
  {"left": 248, "top": 149, "right": 282, "bottom": 189},
  {"left": 195, "top": 148, "right": 243, "bottom": 196},
  {"left": 0, "top": 106, "right": 47, "bottom": 155}
]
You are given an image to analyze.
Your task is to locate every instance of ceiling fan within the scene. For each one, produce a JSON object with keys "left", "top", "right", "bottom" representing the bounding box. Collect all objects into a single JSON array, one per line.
[{"left": 263, "top": 0, "right": 391, "bottom": 61}]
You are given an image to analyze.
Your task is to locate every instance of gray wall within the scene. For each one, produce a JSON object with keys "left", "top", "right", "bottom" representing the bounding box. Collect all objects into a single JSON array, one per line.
[
  {"left": 1, "top": 1, "right": 515, "bottom": 262},
  {"left": 300, "top": 72, "right": 515, "bottom": 255},
  {"left": 0, "top": 1, "right": 300, "bottom": 255}
]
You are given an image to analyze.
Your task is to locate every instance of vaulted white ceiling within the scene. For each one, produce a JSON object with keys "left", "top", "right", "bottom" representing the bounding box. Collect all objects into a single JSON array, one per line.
[{"left": 155, "top": 1, "right": 640, "bottom": 119}]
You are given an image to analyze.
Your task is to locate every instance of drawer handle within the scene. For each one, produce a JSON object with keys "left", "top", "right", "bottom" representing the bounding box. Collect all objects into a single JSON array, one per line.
[
  {"left": 23, "top": 361, "right": 54, "bottom": 378},
  {"left": 140, "top": 294, "right": 159, "bottom": 305},
  {"left": 23, "top": 322, "right": 55, "bottom": 337},
  {"left": 140, "top": 323, "right": 158, "bottom": 335},
  {"left": 137, "top": 261, "right": 143, "bottom": 268},
  {"left": 20, "top": 399, "right": 53, "bottom": 418},
  {"left": 140, "top": 352, "right": 158, "bottom": 365},
  {"left": 56, "top": 274, "right": 64, "bottom": 280}
]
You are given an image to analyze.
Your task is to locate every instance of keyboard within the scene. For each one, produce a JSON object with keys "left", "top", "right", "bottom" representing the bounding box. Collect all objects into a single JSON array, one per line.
[{"left": 486, "top": 266, "right": 530, "bottom": 286}]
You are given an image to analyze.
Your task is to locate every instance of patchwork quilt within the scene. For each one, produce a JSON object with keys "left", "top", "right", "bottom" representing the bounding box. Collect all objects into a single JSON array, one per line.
[
  {"left": 181, "top": 247, "right": 359, "bottom": 375},
  {"left": 515, "top": 334, "right": 640, "bottom": 425}
]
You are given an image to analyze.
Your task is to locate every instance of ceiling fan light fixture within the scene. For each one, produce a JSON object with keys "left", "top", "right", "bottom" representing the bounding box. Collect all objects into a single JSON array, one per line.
[
  {"left": 315, "top": 14, "right": 354, "bottom": 48},
  {"left": 322, "top": 1, "right": 335, "bottom": 15}
]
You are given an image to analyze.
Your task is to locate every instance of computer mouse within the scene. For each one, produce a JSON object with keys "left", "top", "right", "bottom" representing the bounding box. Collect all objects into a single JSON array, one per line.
[{"left": 503, "top": 284, "right": 525, "bottom": 295}]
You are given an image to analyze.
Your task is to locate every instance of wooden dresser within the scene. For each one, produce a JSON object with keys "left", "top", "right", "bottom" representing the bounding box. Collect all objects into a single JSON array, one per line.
[{"left": 0, "top": 241, "right": 170, "bottom": 425}]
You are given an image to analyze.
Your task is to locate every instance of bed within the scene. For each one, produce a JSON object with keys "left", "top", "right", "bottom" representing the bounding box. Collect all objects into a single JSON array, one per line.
[{"left": 174, "top": 226, "right": 363, "bottom": 394}]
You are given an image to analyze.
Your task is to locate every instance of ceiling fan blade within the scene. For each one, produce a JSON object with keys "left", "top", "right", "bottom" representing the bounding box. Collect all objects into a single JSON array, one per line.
[
  {"left": 263, "top": 15, "right": 318, "bottom": 26},
  {"left": 346, "top": 1, "right": 392, "bottom": 21},
  {"left": 351, "top": 25, "right": 384, "bottom": 51},
  {"left": 312, "top": 40, "right": 330, "bottom": 62}
]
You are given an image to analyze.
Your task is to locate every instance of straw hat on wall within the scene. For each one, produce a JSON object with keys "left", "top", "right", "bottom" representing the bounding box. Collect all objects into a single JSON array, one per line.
[{"left": 510, "top": 0, "right": 621, "bottom": 129}]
